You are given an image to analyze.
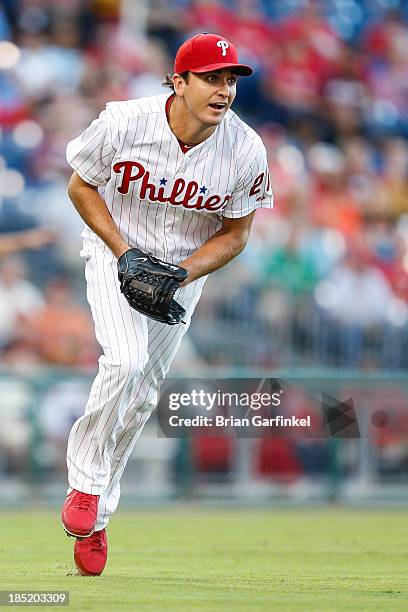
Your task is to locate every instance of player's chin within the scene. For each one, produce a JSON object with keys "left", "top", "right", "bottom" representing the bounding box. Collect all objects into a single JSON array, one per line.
[{"left": 204, "top": 107, "right": 227, "bottom": 125}]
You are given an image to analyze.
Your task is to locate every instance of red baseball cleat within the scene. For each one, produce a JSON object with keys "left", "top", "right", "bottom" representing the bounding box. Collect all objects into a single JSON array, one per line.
[
  {"left": 61, "top": 489, "right": 99, "bottom": 538},
  {"left": 74, "top": 529, "right": 108, "bottom": 576}
]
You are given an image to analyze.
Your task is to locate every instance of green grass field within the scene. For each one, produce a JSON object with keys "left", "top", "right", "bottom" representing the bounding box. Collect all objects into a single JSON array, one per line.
[{"left": 0, "top": 508, "right": 407, "bottom": 611}]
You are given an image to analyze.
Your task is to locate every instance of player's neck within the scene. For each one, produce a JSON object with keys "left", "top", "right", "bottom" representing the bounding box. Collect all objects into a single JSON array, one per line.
[{"left": 168, "top": 97, "right": 217, "bottom": 145}]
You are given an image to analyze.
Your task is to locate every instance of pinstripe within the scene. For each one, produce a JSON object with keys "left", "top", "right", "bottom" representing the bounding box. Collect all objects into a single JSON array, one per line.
[
  {"left": 131, "top": 115, "right": 149, "bottom": 248},
  {"left": 126, "top": 115, "right": 140, "bottom": 241},
  {"left": 190, "top": 212, "right": 202, "bottom": 252},
  {"left": 142, "top": 113, "right": 159, "bottom": 251},
  {"left": 172, "top": 139, "right": 206, "bottom": 260},
  {"left": 154, "top": 124, "right": 172, "bottom": 256},
  {"left": 68, "top": 127, "right": 106, "bottom": 164},
  {"left": 117, "top": 118, "right": 130, "bottom": 233}
]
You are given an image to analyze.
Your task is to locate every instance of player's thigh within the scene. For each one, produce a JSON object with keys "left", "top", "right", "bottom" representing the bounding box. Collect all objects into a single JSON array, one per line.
[
  {"left": 83, "top": 241, "right": 149, "bottom": 370},
  {"left": 145, "top": 278, "right": 205, "bottom": 381}
]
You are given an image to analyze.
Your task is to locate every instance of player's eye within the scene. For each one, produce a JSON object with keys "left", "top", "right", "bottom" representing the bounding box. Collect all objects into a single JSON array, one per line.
[{"left": 228, "top": 77, "right": 237, "bottom": 85}]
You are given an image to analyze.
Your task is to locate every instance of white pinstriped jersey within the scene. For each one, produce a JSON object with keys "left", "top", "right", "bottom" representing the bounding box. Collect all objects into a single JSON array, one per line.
[{"left": 66, "top": 93, "right": 273, "bottom": 263}]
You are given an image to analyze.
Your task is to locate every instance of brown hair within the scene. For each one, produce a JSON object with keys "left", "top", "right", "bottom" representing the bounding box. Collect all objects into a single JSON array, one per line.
[{"left": 162, "top": 71, "right": 190, "bottom": 90}]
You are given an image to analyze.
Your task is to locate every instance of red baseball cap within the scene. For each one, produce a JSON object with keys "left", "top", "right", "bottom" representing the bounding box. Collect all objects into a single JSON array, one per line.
[{"left": 174, "top": 33, "right": 253, "bottom": 77}]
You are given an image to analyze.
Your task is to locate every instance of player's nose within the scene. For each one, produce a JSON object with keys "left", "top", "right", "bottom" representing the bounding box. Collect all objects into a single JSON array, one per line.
[{"left": 217, "top": 79, "right": 229, "bottom": 98}]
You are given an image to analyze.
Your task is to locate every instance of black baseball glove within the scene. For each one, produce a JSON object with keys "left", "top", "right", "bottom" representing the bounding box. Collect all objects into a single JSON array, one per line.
[{"left": 117, "top": 248, "right": 188, "bottom": 325}]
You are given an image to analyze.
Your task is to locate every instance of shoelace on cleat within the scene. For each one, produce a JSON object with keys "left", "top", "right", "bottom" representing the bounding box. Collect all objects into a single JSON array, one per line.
[
  {"left": 90, "top": 532, "right": 105, "bottom": 552},
  {"left": 74, "top": 494, "right": 96, "bottom": 512}
]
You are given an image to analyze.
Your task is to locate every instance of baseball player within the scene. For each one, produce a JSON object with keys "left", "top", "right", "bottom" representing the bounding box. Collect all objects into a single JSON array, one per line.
[{"left": 61, "top": 33, "right": 273, "bottom": 576}]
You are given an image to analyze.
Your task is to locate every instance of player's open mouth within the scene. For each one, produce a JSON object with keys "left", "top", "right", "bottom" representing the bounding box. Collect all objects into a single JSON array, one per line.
[{"left": 209, "top": 103, "right": 227, "bottom": 112}]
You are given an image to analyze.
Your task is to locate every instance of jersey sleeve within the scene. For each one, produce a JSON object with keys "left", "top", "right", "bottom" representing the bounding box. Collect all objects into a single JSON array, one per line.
[
  {"left": 222, "top": 142, "right": 274, "bottom": 218},
  {"left": 66, "top": 110, "right": 114, "bottom": 186}
]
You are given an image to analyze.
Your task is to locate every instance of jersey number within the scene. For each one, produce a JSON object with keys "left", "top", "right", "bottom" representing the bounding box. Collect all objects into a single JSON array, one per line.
[{"left": 249, "top": 171, "right": 271, "bottom": 200}]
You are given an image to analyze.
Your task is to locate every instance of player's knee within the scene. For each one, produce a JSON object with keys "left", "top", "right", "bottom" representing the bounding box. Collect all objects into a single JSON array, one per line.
[
  {"left": 102, "top": 355, "right": 145, "bottom": 381},
  {"left": 127, "top": 386, "right": 159, "bottom": 417},
  {"left": 119, "top": 359, "right": 144, "bottom": 380}
]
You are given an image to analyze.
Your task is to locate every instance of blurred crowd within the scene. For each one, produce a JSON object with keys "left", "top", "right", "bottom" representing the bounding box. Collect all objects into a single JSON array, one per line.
[{"left": 1, "top": 0, "right": 408, "bottom": 371}]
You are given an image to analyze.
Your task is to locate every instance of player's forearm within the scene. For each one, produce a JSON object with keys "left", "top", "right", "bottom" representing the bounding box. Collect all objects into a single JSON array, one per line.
[
  {"left": 68, "top": 174, "right": 129, "bottom": 259},
  {"left": 180, "top": 229, "right": 247, "bottom": 285}
]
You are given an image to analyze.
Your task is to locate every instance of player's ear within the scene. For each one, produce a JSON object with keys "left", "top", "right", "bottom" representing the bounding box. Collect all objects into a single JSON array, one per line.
[{"left": 173, "top": 72, "right": 188, "bottom": 96}]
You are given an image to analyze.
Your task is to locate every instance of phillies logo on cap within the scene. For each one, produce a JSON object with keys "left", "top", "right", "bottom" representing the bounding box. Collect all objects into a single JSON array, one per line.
[
  {"left": 216, "top": 40, "right": 229, "bottom": 56},
  {"left": 174, "top": 33, "right": 253, "bottom": 76}
]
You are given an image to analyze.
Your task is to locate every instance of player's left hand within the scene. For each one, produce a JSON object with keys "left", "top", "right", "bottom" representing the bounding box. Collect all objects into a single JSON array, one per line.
[{"left": 117, "top": 248, "right": 188, "bottom": 325}]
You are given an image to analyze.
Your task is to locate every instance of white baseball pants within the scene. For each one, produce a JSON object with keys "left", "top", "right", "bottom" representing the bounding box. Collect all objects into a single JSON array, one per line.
[{"left": 66, "top": 242, "right": 204, "bottom": 530}]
